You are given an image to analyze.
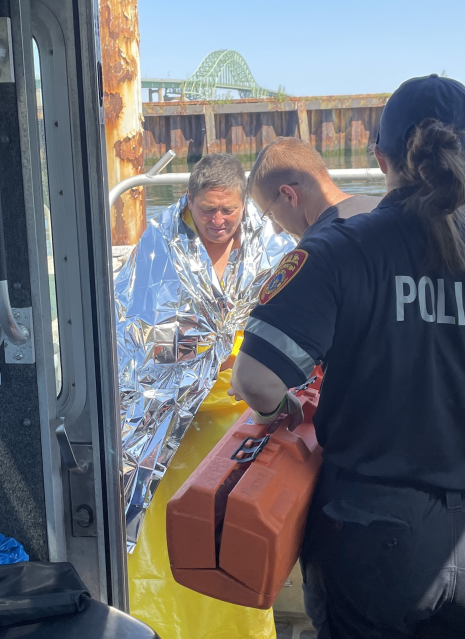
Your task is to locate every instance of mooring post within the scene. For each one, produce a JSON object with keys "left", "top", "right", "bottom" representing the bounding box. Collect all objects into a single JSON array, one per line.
[
  {"left": 204, "top": 105, "right": 218, "bottom": 154},
  {"left": 297, "top": 102, "right": 310, "bottom": 144},
  {"left": 99, "top": 0, "right": 146, "bottom": 246}
]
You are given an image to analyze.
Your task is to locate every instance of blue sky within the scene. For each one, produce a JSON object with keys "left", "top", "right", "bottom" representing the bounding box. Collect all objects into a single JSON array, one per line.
[{"left": 139, "top": 0, "right": 464, "bottom": 97}]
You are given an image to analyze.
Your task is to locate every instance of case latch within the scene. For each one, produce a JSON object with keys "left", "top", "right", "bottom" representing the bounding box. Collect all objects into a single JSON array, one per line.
[{"left": 230, "top": 435, "right": 270, "bottom": 464}]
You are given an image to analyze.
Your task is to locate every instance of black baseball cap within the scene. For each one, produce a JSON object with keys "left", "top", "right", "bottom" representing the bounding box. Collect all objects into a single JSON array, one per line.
[{"left": 376, "top": 74, "right": 465, "bottom": 158}]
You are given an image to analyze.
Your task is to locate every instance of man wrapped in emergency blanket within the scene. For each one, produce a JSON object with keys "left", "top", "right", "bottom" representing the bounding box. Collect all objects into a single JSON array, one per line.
[{"left": 114, "top": 154, "right": 295, "bottom": 639}]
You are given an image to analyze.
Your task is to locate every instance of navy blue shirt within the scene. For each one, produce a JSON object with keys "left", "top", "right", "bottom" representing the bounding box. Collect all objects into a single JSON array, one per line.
[
  {"left": 242, "top": 189, "right": 465, "bottom": 490},
  {"left": 305, "top": 194, "right": 381, "bottom": 237}
]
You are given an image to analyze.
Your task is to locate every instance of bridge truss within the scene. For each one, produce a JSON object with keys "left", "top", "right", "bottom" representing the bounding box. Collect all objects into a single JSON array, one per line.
[
  {"left": 142, "top": 51, "right": 284, "bottom": 101},
  {"left": 181, "top": 50, "right": 281, "bottom": 100}
]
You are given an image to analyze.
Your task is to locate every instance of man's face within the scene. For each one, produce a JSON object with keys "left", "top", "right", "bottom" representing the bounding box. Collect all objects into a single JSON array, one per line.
[
  {"left": 188, "top": 188, "right": 244, "bottom": 244},
  {"left": 251, "top": 185, "right": 304, "bottom": 239}
]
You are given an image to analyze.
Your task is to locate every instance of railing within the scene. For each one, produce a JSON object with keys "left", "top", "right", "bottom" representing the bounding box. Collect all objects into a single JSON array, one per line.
[
  {"left": 327, "top": 168, "right": 384, "bottom": 180},
  {"left": 125, "top": 167, "right": 384, "bottom": 190},
  {"left": 109, "top": 150, "right": 177, "bottom": 209},
  {"left": 109, "top": 150, "right": 384, "bottom": 209}
]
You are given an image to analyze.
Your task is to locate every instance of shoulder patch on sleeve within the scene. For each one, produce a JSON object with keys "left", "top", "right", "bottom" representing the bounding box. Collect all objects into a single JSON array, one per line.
[{"left": 259, "top": 249, "right": 308, "bottom": 305}]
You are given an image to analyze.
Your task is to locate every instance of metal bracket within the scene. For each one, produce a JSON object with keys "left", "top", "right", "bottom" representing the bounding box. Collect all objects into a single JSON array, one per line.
[
  {"left": 56, "top": 419, "right": 97, "bottom": 537},
  {"left": 3, "top": 307, "right": 35, "bottom": 363}
]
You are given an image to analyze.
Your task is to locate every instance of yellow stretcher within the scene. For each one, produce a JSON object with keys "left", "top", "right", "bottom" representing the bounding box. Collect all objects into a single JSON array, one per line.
[{"left": 128, "top": 335, "right": 276, "bottom": 639}]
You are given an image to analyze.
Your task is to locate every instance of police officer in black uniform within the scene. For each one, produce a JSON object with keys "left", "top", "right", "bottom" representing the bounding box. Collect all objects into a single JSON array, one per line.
[
  {"left": 245, "top": 134, "right": 381, "bottom": 639},
  {"left": 230, "top": 75, "right": 465, "bottom": 638}
]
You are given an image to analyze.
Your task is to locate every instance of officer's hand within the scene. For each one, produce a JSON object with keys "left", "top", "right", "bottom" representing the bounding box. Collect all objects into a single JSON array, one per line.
[{"left": 255, "top": 392, "right": 304, "bottom": 433}]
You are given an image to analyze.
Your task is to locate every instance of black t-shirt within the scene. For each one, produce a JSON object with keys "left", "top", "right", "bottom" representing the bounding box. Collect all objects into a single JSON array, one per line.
[{"left": 242, "top": 188, "right": 465, "bottom": 490}]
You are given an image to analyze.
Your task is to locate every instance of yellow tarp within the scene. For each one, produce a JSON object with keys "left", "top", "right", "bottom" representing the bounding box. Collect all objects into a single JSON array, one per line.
[{"left": 128, "top": 336, "right": 276, "bottom": 639}]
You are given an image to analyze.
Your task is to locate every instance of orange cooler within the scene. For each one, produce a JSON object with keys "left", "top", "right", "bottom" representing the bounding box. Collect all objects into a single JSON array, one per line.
[{"left": 166, "top": 386, "right": 323, "bottom": 609}]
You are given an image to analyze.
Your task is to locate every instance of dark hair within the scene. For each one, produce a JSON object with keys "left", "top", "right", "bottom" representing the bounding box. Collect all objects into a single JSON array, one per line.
[
  {"left": 384, "top": 118, "right": 465, "bottom": 272},
  {"left": 187, "top": 154, "right": 246, "bottom": 202}
]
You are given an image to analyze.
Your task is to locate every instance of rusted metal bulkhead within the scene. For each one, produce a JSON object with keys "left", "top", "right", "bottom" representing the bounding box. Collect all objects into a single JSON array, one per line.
[
  {"left": 142, "top": 94, "right": 388, "bottom": 166},
  {"left": 100, "top": 0, "right": 145, "bottom": 246}
]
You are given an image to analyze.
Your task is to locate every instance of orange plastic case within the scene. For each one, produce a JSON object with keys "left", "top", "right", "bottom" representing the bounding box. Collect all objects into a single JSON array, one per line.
[{"left": 166, "top": 385, "right": 323, "bottom": 609}]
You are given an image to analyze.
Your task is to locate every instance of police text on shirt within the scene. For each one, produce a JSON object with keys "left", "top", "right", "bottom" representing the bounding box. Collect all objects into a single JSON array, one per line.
[{"left": 396, "top": 276, "right": 465, "bottom": 324}]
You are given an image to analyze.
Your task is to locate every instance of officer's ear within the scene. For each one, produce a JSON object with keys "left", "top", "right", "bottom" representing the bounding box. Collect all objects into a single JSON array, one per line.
[
  {"left": 374, "top": 146, "right": 388, "bottom": 175},
  {"left": 279, "top": 184, "right": 299, "bottom": 207},
  {"left": 187, "top": 189, "right": 193, "bottom": 209}
]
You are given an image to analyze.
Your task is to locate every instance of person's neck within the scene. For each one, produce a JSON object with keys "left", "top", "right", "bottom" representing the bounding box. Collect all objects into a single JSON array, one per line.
[
  {"left": 303, "top": 180, "right": 351, "bottom": 228},
  {"left": 201, "top": 228, "right": 241, "bottom": 281},
  {"left": 385, "top": 169, "right": 404, "bottom": 193}
]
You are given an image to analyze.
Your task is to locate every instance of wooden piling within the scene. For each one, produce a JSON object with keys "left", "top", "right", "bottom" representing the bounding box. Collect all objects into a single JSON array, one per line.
[{"left": 99, "top": 0, "right": 146, "bottom": 246}]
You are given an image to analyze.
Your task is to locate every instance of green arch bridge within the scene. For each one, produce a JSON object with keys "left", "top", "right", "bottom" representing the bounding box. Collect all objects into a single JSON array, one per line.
[{"left": 142, "top": 50, "right": 284, "bottom": 101}]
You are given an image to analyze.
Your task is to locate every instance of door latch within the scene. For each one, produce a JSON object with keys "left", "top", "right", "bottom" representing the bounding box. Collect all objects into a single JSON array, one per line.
[{"left": 56, "top": 418, "right": 97, "bottom": 537}]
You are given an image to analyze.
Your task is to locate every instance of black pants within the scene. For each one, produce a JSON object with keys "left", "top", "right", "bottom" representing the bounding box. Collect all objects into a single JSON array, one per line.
[{"left": 301, "top": 463, "right": 465, "bottom": 639}]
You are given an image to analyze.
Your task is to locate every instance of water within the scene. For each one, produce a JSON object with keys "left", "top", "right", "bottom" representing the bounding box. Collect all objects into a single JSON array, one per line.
[{"left": 145, "top": 157, "right": 387, "bottom": 222}]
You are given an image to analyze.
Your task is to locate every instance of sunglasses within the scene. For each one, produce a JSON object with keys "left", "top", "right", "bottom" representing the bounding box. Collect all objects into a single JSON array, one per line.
[{"left": 260, "top": 183, "right": 299, "bottom": 220}]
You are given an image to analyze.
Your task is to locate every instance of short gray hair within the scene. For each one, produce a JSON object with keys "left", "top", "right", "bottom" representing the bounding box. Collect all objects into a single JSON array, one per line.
[{"left": 187, "top": 153, "right": 246, "bottom": 202}]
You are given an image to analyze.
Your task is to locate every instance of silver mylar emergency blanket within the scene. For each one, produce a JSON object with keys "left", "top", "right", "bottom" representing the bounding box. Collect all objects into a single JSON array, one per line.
[{"left": 115, "top": 194, "right": 296, "bottom": 550}]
